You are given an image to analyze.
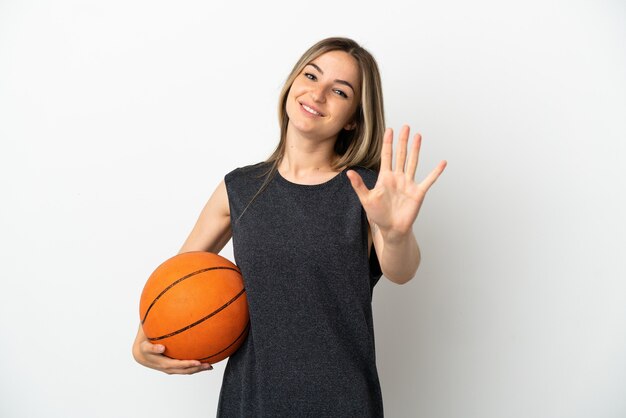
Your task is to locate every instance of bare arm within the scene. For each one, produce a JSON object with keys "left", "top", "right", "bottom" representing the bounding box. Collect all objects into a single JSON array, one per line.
[
  {"left": 178, "top": 179, "right": 232, "bottom": 255},
  {"left": 132, "top": 178, "right": 232, "bottom": 374},
  {"left": 370, "top": 222, "right": 421, "bottom": 285}
]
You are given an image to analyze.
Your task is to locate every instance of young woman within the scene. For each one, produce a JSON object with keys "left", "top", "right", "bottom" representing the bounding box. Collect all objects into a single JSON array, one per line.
[{"left": 133, "top": 37, "right": 446, "bottom": 417}]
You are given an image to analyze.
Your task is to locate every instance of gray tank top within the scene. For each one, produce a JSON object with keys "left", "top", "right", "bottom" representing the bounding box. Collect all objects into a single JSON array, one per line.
[{"left": 217, "top": 161, "right": 384, "bottom": 417}]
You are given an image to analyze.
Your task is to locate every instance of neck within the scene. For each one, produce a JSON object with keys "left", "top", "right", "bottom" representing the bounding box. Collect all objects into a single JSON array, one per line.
[
  {"left": 278, "top": 126, "right": 341, "bottom": 177},
  {"left": 278, "top": 128, "right": 341, "bottom": 184}
]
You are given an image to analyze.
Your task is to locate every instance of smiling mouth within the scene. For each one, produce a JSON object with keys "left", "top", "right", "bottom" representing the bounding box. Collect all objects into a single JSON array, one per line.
[{"left": 300, "top": 102, "right": 323, "bottom": 117}]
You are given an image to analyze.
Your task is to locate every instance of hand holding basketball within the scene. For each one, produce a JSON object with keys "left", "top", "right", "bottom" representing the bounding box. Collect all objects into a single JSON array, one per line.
[{"left": 132, "top": 326, "right": 213, "bottom": 375}]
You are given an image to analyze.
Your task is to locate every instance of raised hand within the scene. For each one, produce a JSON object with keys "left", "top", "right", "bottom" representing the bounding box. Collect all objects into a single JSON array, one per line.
[{"left": 346, "top": 125, "right": 447, "bottom": 243}]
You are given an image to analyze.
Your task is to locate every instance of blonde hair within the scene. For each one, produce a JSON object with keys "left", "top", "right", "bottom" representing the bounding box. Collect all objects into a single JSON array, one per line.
[{"left": 237, "top": 37, "right": 386, "bottom": 221}]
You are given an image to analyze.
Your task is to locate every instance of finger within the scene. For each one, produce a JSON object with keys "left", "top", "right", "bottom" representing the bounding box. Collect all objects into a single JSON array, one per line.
[
  {"left": 141, "top": 342, "right": 211, "bottom": 370},
  {"left": 406, "top": 132, "right": 422, "bottom": 180},
  {"left": 165, "top": 363, "right": 213, "bottom": 375},
  {"left": 418, "top": 160, "right": 447, "bottom": 192},
  {"left": 165, "top": 359, "right": 204, "bottom": 368},
  {"left": 395, "top": 125, "right": 410, "bottom": 174},
  {"left": 160, "top": 357, "right": 213, "bottom": 373},
  {"left": 380, "top": 128, "right": 393, "bottom": 172},
  {"left": 346, "top": 170, "right": 370, "bottom": 205},
  {"left": 141, "top": 341, "right": 166, "bottom": 355}
]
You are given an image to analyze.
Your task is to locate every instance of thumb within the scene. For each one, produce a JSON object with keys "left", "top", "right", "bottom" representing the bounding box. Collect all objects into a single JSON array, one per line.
[
  {"left": 149, "top": 343, "right": 165, "bottom": 354},
  {"left": 346, "top": 170, "right": 370, "bottom": 205}
]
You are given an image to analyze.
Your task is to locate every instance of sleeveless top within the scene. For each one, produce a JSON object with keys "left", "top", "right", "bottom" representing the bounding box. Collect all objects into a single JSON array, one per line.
[{"left": 217, "top": 161, "right": 384, "bottom": 417}]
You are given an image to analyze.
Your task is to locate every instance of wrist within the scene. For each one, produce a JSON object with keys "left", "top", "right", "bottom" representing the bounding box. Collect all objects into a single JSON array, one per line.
[{"left": 379, "top": 226, "right": 414, "bottom": 246}]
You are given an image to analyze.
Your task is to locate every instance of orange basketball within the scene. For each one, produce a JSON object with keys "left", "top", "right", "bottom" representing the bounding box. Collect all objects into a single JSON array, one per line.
[{"left": 139, "top": 251, "right": 249, "bottom": 364}]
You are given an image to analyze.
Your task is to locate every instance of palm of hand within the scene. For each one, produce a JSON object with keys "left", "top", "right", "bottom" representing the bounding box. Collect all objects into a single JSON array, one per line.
[
  {"left": 362, "top": 170, "right": 425, "bottom": 236},
  {"left": 347, "top": 126, "right": 446, "bottom": 241}
]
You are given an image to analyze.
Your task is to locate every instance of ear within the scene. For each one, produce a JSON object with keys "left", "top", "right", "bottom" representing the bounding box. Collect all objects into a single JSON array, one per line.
[{"left": 343, "top": 120, "right": 357, "bottom": 131}]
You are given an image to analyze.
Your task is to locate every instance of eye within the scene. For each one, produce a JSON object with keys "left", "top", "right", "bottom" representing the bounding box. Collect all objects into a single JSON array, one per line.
[
  {"left": 304, "top": 72, "right": 316, "bottom": 81},
  {"left": 334, "top": 89, "right": 348, "bottom": 99}
]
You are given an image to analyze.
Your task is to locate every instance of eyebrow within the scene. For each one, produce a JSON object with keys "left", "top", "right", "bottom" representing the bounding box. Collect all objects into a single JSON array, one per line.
[{"left": 306, "top": 63, "right": 356, "bottom": 94}]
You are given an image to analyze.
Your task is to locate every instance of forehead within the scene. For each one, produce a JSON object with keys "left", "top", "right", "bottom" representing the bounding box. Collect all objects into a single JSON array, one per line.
[{"left": 308, "top": 50, "right": 361, "bottom": 85}]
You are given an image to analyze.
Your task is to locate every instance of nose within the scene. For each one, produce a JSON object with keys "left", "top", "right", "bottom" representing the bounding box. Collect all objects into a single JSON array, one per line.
[{"left": 310, "top": 85, "right": 326, "bottom": 103}]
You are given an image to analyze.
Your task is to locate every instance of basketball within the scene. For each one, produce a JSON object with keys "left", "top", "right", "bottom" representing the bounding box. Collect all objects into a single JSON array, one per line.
[{"left": 139, "top": 251, "right": 249, "bottom": 364}]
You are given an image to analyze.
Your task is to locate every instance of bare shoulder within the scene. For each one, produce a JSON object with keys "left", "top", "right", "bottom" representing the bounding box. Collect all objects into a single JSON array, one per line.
[{"left": 195, "top": 178, "right": 230, "bottom": 219}]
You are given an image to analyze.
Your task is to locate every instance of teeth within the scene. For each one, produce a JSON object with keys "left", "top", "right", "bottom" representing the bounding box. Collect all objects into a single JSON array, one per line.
[{"left": 302, "top": 104, "right": 321, "bottom": 116}]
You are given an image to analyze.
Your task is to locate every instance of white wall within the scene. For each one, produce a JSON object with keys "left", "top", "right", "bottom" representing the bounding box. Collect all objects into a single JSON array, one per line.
[{"left": 1, "top": 1, "right": 625, "bottom": 417}]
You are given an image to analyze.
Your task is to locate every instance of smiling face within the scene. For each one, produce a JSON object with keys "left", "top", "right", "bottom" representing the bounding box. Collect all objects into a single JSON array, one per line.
[{"left": 285, "top": 50, "right": 362, "bottom": 141}]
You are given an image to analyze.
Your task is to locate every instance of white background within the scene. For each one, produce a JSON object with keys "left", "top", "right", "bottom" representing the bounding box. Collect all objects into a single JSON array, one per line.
[{"left": 1, "top": 1, "right": 625, "bottom": 417}]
